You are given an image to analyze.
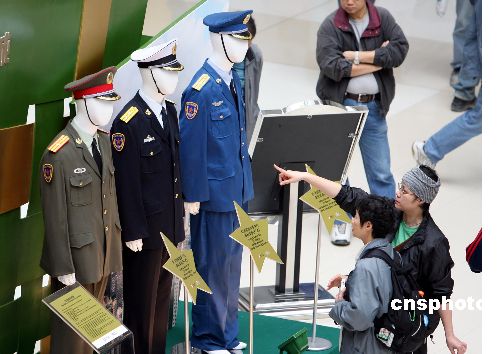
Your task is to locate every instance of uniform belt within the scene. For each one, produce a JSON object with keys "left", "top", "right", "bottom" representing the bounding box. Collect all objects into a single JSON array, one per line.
[{"left": 345, "top": 92, "right": 380, "bottom": 103}]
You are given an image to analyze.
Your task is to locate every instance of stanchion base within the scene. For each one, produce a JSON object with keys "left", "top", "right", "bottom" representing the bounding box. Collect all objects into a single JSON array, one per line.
[
  {"left": 171, "top": 342, "right": 201, "bottom": 354},
  {"left": 307, "top": 337, "right": 332, "bottom": 351},
  {"left": 239, "top": 283, "right": 335, "bottom": 314}
]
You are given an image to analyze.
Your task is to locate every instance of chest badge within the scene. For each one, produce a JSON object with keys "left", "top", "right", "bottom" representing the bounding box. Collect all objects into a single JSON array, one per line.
[
  {"left": 42, "top": 164, "right": 53, "bottom": 183},
  {"left": 144, "top": 135, "right": 155, "bottom": 143},
  {"left": 216, "top": 78, "right": 222, "bottom": 84},
  {"left": 112, "top": 133, "right": 126, "bottom": 152},
  {"left": 212, "top": 100, "right": 223, "bottom": 107},
  {"left": 185, "top": 102, "right": 199, "bottom": 120},
  {"left": 74, "top": 167, "right": 87, "bottom": 174},
  {"left": 75, "top": 138, "right": 83, "bottom": 145},
  {"left": 145, "top": 109, "right": 152, "bottom": 116}
]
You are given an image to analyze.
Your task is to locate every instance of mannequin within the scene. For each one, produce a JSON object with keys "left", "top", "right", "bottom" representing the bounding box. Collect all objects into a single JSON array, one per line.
[
  {"left": 39, "top": 66, "right": 122, "bottom": 354},
  {"left": 179, "top": 10, "right": 255, "bottom": 354},
  {"left": 124, "top": 67, "right": 179, "bottom": 253},
  {"left": 110, "top": 39, "right": 185, "bottom": 354}
]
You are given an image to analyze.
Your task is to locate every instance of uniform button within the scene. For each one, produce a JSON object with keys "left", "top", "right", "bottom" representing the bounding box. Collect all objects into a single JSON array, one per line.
[
  {"left": 173, "top": 163, "right": 176, "bottom": 167},
  {"left": 242, "top": 142, "right": 245, "bottom": 146},
  {"left": 103, "top": 194, "right": 106, "bottom": 199},
  {"left": 242, "top": 156, "right": 245, "bottom": 159},
  {"left": 79, "top": 182, "right": 83, "bottom": 186},
  {"left": 105, "top": 226, "right": 109, "bottom": 232},
  {"left": 102, "top": 181, "right": 104, "bottom": 185},
  {"left": 241, "top": 128, "right": 244, "bottom": 131},
  {"left": 220, "top": 115, "right": 224, "bottom": 119},
  {"left": 150, "top": 151, "right": 153, "bottom": 156},
  {"left": 174, "top": 178, "right": 178, "bottom": 183},
  {"left": 104, "top": 209, "right": 107, "bottom": 215},
  {"left": 175, "top": 193, "right": 179, "bottom": 198}
]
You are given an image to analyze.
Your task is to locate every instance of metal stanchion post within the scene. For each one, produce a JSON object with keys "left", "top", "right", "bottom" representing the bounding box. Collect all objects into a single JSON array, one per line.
[
  {"left": 307, "top": 214, "right": 332, "bottom": 351},
  {"left": 249, "top": 256, "right": 254, "bottom": 354},
  {"left": 184, "top": 286, "right": 190, "bottom": 354}
]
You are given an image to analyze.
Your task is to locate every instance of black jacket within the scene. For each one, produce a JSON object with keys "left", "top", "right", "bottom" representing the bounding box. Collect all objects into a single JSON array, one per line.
[
  {"left": 111, "top": 92, "right": 185, "bottom": 249},
  {"left": 316, "top": 2, "right": 409, "bottom": 116}
]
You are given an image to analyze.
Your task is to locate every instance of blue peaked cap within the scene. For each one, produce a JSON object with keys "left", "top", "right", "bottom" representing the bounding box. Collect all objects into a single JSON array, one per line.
[{"left": 203, "top": 10, "right": 253, "bottom": 39}]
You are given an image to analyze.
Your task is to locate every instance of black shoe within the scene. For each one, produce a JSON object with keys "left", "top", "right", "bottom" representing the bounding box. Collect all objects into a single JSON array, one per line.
[{"left": 451, "top": 97, "right": 476, "bottom": 112}]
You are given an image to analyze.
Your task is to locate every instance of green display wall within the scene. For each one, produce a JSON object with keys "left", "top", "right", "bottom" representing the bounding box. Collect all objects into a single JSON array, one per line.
[{"left": 0, "top": 0, "right": 147, "bottom": 352}]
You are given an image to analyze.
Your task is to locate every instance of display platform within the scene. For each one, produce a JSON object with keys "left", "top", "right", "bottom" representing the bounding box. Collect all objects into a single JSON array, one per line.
[{"left": 166, "top": 301, "right": 340, "bottom": 353}]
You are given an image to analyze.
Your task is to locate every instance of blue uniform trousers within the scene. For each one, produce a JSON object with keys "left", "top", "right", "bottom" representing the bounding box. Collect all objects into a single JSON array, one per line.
[{"left": 190, "top": 209, "right": 243, "bottom": 351}]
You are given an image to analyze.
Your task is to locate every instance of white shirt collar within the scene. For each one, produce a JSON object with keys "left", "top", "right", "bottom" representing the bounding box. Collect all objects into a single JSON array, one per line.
[
  {"left": 139, "top": 89, "right": 164, "bottom": 127},
  {"left": 71, "top": 119, "right": 97, "bottom": 152},
  {"left": 207, "top": 58, "right": 233, "bottom": 87}
]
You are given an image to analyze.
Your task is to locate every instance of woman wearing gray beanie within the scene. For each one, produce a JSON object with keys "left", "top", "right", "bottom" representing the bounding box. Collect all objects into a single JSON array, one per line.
[{"left": 274, "top": 164, "right": 467, "bottom": 354}]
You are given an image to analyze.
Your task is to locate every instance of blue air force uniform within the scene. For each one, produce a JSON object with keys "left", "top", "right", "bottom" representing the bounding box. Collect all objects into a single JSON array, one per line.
[{"left": 179, "top": 10, "right": 254, "bottom": 352}]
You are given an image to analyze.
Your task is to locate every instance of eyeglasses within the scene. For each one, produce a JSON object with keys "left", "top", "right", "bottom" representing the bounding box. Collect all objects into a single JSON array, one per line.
[{"left": 397, "top": 182, "right": 414, "bottom": 195}]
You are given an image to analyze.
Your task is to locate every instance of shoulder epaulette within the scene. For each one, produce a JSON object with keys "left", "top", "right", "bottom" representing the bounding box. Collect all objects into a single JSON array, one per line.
[
  {"left": 48, "top": 135, "right": 70, "bottom": 153},
  {"left": 120, "top": 106, "right": 139, "bottom": 123},
  {"left": 165, "top": 99, "right": 176, "bottom": 105},
  {"left": 192, "top": 74, "right": 210, "bottom": 91}
]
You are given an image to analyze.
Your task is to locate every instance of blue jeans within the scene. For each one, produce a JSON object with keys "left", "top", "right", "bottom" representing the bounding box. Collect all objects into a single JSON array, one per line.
[
  {"left": 344, "top": 98, "right": 395, "bottom": 198},
  {"left": 453, "top": 0, "right": 481, "bottom": 101},
  {"left": 451, "top": 0, "right": 473, "bottom": 70},
  {"left": 424, "top": 89, "right": 482, "bottom": 164}
]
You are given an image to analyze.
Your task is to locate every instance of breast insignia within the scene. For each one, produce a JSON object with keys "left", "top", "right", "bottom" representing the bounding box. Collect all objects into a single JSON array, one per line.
[
  {"left": 48, "top": 135, "right": 70, "bottom": 153},
  {"left": 120, "top": 106, "right": 139, "bottom": 123},
  {"left": 192, "top": 74, "right": 210, "bottom": 91}
]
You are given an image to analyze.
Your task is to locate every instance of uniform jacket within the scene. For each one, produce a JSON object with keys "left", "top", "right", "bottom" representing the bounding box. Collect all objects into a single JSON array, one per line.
[
  {"left": 179, "top": 60, "right": 254, "bottom": 212},
  {"left": 244, "top": 44, "right": 263, "bottom": 144},
  {"left": 316, "top": 1, "right": 409, "bottom": 116},
  {"left": 110, "top": 92, "right": 185, "bottom": 249},
  {"left": 335, "top": 185, "right": 455, "bottom": 334},
  {"left": 40, "top": 122, "right": 122, "bottom": 285},
  {"left": 329, "top": 238, "right": 394, "bottom": 354}
]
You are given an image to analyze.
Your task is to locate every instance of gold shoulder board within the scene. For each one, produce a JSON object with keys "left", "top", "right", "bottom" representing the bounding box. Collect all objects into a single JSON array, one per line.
[
  {"left": 48, "top": 135, "right": 70, "bottom": 153},
  {"left": 192, "top": 74, "right": 210, "bottom": 91},
  {"left": 120, "top": 106, "right": 139, "bottom": 123}
]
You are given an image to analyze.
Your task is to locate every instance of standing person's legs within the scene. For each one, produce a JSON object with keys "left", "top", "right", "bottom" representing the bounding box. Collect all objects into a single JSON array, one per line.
[
  {"left": 344, "top": 98, "right": 395, "bottom": 198},
  {"left": 424, "top": 90, "right": 482, "bottom": 164},
  {"left": 122, "top": 247, "right": 164, "bottom": 354},
  {"left": 452, "top": 1, "right": 481, "bottom": 109},
  {"left": 451, "top": 0, "right": 473, "bottom": 74},
  {"left": 191, "top": 210, "right": 242, "bottom": 351}
]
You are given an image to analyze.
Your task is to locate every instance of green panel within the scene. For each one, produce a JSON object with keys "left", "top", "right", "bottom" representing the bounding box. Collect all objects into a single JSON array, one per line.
[
  {"left": 27, "top": 100, "right": 68, "bottom": 217},
  {"left": 0, "top": 209, "right": 20, "bottom": 304},
  {"left": 101, "top": 0, "right": 149, "bottom": 67},
  {"left": 17, "top": 278, "right": 51, "bottom": 354},
  {"left": 0, "top": 300, "right": 20, "bottom": 352},
  {"left": 0, "top": 0, "right": 83, "bottom": 128},
  {"left": 16, "top": 215, "right": 45, "bottom": 284}
]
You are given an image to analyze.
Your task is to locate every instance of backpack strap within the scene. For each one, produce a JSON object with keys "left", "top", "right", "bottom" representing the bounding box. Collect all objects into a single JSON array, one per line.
[{"left": 361, "top": 248, "right": 398, "bottom": 268}]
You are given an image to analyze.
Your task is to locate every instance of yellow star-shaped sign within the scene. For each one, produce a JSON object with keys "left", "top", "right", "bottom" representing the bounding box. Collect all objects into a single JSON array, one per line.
[
  {"left": 161, "top": 233, "right": 212, "bottom": 304},
  {"left": 299, "top": 164, "right": 351, "bottom": 234},
  {"left": 230, "top": 202, "right": 283, "bottom": 273}
]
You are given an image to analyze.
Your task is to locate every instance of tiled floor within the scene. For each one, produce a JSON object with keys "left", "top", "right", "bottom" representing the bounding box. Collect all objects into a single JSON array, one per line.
[{"left": 146, "top": 1, "right": 482, "bottom": 352}]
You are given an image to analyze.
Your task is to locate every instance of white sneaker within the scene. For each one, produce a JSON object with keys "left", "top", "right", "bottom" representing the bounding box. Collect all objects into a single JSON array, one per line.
[
  {"left": 412, "top": 141, "right": 436, "bottom": 169},
  {"left": 204, "top": 350, "right": 230, "bottom": 354},
  {"left": 231, "top": 342, "right": 247, "bottom": 350},
  {"left": 331, "top": 222, "right": 352, "bottom": 246}
]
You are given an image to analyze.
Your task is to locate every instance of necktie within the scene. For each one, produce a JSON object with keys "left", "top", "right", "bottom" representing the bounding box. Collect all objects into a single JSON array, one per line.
[
  {"left": 91, "top": 137, "right": 103, "bottom": 175},
  {"left": 161, "top": 108, "right": 171, "bottom": 139},
  {"left": 230, "top": 79, "right": 239, "bottom": 111}
]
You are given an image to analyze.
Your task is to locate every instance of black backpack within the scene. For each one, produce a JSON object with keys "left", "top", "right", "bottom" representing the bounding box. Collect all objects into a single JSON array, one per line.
[{"left": 360, "top": 248, "right": 431, "bottom": 352}]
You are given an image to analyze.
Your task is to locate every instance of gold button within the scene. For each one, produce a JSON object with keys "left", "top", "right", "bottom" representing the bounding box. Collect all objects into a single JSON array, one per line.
[
  {"left": 104, "top": 209, "right": 107, "bottom": 215},
  {"left": 220, "top": 115, "right": 223, "bottom": 119},
  {"left": 175, "top": 193, "right": 179, "bottom": 198},
  {"left": 103, "top": 194, "right": 106, "bottom": 199},
  {"left": 150, "top": 151, "right": 153, "bottom": 156},
  {"left": 174, "top": 178, "right": 178, "bottom": 182},
  {"left": 105, "top": 226, "right": 109, "bottom": 231},
  {"left": 173, "top": 163, "right": 176, "bottom": 167},
  {"left": 79, "top": 182, "right": 83, "bottom": 186}
]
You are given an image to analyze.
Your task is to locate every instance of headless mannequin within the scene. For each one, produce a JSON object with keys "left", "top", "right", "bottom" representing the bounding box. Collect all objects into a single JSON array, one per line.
[
  {"left": 184, "top": 33, "right": 249, "bottom": 217},
  {"left": 125, "top": 67, "right": 179, "bottom": 252},
  {"left": 58, "top": 97, "right": 115, "bottom": 286}
]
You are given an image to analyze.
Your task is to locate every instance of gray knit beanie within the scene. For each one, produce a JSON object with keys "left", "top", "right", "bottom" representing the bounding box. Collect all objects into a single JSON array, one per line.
[{"left": 401, "top": 167, "right": 441, "bottom": 204}]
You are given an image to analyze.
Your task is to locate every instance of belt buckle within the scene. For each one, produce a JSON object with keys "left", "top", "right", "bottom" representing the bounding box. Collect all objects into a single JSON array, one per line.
[{"left": 358, "top": 93, "right": 367, "bottom": 103}]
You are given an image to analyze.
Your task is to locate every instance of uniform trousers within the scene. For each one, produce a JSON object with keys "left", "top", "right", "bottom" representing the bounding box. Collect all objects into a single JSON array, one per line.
[
  {"left": 123, "top": 247, "right": 173, "bottom": 354},
  {"left": 190, "top": 209, "right": 243, "bottom": 351},
  {"left": 50, "top": 276, "right": 108, "bottom": 354}
]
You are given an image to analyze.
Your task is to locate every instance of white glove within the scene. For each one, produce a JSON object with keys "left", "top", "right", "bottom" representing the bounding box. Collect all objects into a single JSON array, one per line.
[
  {"left": 57, "top": 273, "right": 76, "bottom": 286},
  {"left": 184, "top": 210, "right": 191, "bottom": 235},
  {"left": 184, "top": 202, "right": 200, "bottom": 215},
  {"left": 126, "top": 239, "right": 143, "bottom": 252},
  {"left": 436, "top": 0, "right": 448, "bottom": 17}
]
